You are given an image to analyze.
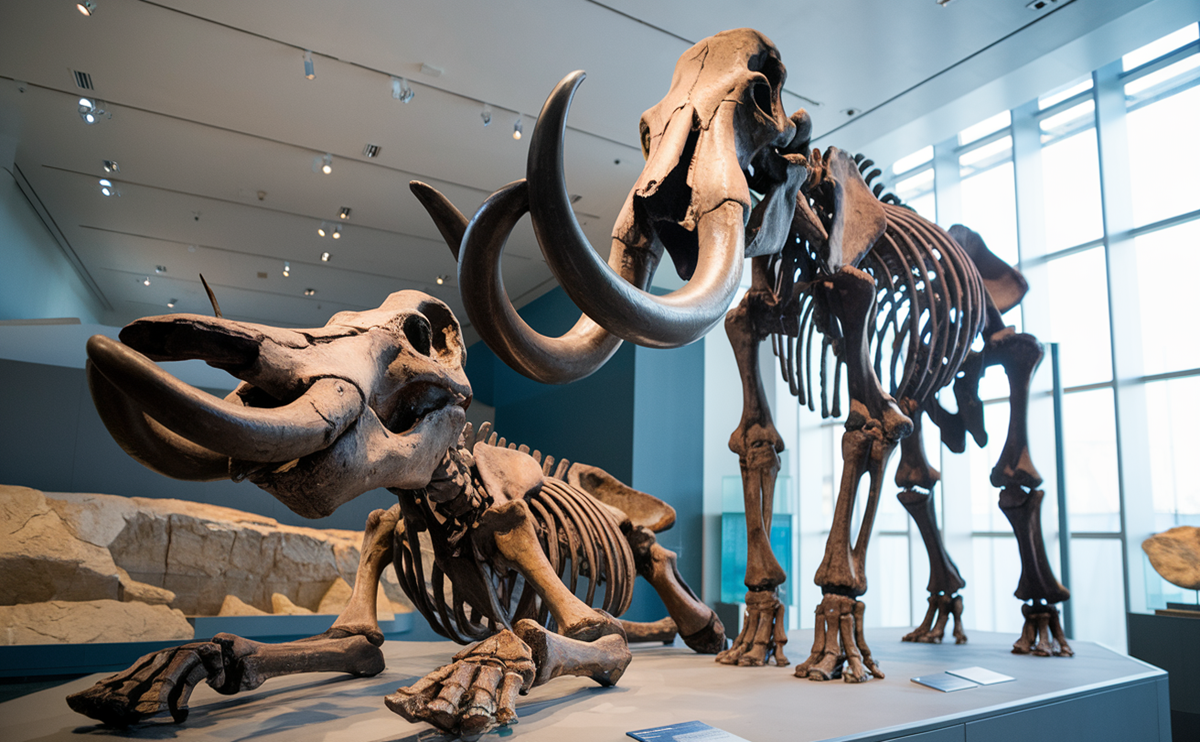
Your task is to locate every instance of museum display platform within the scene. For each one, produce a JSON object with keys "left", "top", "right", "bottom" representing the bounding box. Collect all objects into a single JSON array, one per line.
[{"left": 0, "top": 628, "right": 1169, "bottom": 742}]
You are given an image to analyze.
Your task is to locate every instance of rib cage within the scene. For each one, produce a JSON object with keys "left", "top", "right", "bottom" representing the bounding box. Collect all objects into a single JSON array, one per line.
[
  {"left": 773, "top": 202, "right": 987, "bottom": 417},
  {"left": 393, "top": 421, "right": 635, "bottom": 645}
]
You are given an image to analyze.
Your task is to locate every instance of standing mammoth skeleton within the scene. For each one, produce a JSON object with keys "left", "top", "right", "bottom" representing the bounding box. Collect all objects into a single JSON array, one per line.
[
  {"left": 68, "top": 290, "right": 724, "bottom": 739},
  {"left": 416, "top": 27, "right": 1071, "bottom": 682}
]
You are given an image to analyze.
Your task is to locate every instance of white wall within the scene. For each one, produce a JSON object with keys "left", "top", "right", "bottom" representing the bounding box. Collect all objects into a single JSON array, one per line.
[{"left": 0, "top": 166, "right": 105, "bottom": 323}]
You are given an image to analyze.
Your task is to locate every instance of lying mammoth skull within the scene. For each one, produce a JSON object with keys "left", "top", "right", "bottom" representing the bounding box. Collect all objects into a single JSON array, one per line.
[{"left": 86, "top": 290, "right": 472, "bottom": 518}]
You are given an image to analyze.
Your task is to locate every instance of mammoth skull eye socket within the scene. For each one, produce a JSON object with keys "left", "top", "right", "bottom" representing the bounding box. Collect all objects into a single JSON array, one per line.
[
  {"left": 639, "top": 121, "right": 651, "bottom": 160},
  {"left": 403, "top": 315, "right": 433, "bottom": 356}
]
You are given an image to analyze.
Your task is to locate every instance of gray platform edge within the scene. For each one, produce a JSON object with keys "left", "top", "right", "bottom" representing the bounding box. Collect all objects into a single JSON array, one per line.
[
  {"left": 826, "top": 657, "right": 1169, "bottom": 742},
  {"left": 0, "top": 612, "right": 414, "bottom": 678}
]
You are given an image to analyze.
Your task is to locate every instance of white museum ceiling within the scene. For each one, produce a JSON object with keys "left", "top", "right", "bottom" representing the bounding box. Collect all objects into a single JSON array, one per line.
[{"left": 0, "top": 0, "right": 1160, "bottom": 339}]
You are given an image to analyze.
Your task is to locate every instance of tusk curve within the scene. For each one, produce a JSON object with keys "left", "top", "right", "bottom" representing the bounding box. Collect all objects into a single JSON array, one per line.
[
  {"left": 86, "top": 335, "right": 364, "bottom": 462},
  {"left": 527, "top": 71, "right": 745, "bottom": 349},
  {"left": 458, "top": 180, "right": 623, "bottom": 384},
  {"left": 87, "top": 358, "right": 231, "bottom": 481}
]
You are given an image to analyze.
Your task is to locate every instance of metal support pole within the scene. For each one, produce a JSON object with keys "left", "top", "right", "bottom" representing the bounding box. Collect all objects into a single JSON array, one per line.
[{"left": 1050, "top": 342, "right": 1073, "bottom": 638}]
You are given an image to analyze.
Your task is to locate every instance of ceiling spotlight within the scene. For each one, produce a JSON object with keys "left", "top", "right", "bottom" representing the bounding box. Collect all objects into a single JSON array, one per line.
[
  {"left": 512, "top": 117, "right": 523, "bottom": 140},
  {"left": 481, "top": 104, "right": 492, "bottom": 127},
  {"left": 391, "top": 76, "right": 414, "bottom": 103},
  {"left": 331, "top": 225, "right": 341, "bottom": 239},
  {"left": 78, "top": 97, "right": 107, "bottom": 124},
  {"left": 338, "top": 206, "right": 351, "bottom": 220},
  {"left": 142, "top": 277, "right": 151, "bottom": 286},
  {"left": 320, "top": 252, "right": 330, "bottom": 262},
  {"left": 304, "top": 288, "right": 317, "bottom": 297},
  {"left": 167, "top": 298, "right": 177, "bottom": 308},
  {"left": 77, "top": 2, "right": 96, "bottom": 16},
  {"left": 98, "top": 178, "right": 117, "bottom": 197},
  {"left": 283, "top": 261, "right": 291, "bottom": 278},
  {"left": 321, "top": 153, "right": 332, "bottom": 174},
  {"left": 155, "top": 265, "right": 167, "bottom": 274},
  {"left": 317, "top": 221, "right": 328, "bottom": 237},
  {"left": 303, "top": 50, "right": 315, "bottom": 80},
  {"left": 102, "top": 159, "right": 119, "bottom": 173},
  {"left": 435, "top": 275, "right": 445, "bottom": 285}
]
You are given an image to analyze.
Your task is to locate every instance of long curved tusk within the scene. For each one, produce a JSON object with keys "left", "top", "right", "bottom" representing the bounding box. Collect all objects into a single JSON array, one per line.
[
  {"left": 410, "top": 181, "right": 468, "bottom": 261},
  {"left": 458, "top": 180, "right": 623, "bottom": 384},
  {"left": 87, "top": 359, "right": 231, "bottom": 481},
  {"left": 527, "top": 71, "right": 745, "bottom": 349},
  {"left": 86, "top": 335, "right": 363, "bottom": 462}
]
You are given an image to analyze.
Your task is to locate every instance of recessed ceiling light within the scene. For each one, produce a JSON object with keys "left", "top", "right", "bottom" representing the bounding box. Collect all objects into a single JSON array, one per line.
[
  {"left": 77, "top": 2, "right": 96, "bottom": 17},
  {"left": 320, "top": 252, "right": 330, "bottom": 262},
  {"left": 78, "top": 97, "right": 106, "bottom": 125},
  {"left": 435, "top": 275, "right": 444, "bottom": 285},
  {"left": 167, "top": 298, "right": 177, "bottom": 308},
  {"left": 391, "top": 76, "right": 414, "bottom": 103},
  {"left": 338, "top": 206, "right": 351, "bottom": 220},
  {"left": 102, "top": 159, "right": 119, "bottom": 173},
  {"left": 304, "top": 288, "right": 317, "bottom": 297},
  {"left": 98, "top": 178, "right": 117, "bottom": 197},
  {"left": 155, "top": 265, "right": 167, "bottom": 274}
]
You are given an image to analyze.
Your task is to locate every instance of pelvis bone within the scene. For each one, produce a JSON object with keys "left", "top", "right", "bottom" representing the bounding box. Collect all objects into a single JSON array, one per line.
[{"left": 86, "top": 291, "right": 471, "bottom": 518}]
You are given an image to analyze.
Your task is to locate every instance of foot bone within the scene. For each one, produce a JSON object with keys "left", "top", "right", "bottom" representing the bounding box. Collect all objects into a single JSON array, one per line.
[
  {"left": 903, "top": 592, "right": 966, "bottom": 645},
  {"left": 716, "top": 589, "right": 788, "bottom": 667},
  {"left": 795, "top": 594, "right": 883, "bottom": 683},
  {"left": 386, "top": 629, "right": 537, "bottom": 741},
  {"left": 1012, "top": 602, "right": 1073, "bottom": 657}
]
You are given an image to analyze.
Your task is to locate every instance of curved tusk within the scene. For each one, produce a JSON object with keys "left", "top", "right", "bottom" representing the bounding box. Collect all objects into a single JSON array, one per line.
[
  {"left": 86, "top": 335, "right": 364, "bottom": 462},
  {"left": 458, "top": 180, "right": 623, "bottom": 384},
  {"left": 410, "top": 181, "right": 468, "bottom": 261},
  {"left": 527, "top": 71, "right": 745, "bottom": 349},
  {"left": 87, "top": 359, "right": 231, "bottom": 481}
]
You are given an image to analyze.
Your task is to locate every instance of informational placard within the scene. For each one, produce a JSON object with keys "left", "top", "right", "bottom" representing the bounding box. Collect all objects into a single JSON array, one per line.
[
  {"left": 946, "top": 666, "right": 1016, "bottom": 685},
  {"left": 627, "top": 720, "right": 752, "bottom": 742},
  {"left": 910, "top": 672, "right": 979, "bottom": 692}
]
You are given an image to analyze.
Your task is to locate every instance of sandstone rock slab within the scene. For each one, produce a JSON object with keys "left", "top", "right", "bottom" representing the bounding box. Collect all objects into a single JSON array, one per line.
[
  {"left": 0, "top": 485, "right": 412, "bottom": 620},
  {"left": 0, "top": 600, "right": 193, "bottom": 645}
]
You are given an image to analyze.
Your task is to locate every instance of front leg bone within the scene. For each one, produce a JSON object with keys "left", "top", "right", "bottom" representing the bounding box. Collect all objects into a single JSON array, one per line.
[
  {"left": 719, "top": 280, "right": 790, "bottom": 667},
  {"left": 69, "top": 504, "right": 401, "bottom": 726}
]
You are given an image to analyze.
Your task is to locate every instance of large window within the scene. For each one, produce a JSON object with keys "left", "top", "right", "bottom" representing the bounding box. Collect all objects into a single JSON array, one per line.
[{"left": 877, "top": 21, "right": 1200, "bottom": 649}]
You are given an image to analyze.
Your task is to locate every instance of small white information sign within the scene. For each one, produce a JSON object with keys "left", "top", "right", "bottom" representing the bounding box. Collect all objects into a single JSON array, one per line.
[{"left": 946, "top": 666, "right": 1016, "bottom": 685}]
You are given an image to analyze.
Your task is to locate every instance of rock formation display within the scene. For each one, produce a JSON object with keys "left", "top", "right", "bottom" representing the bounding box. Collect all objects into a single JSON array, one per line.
[
  {"left": 0, "top": 484, "right": 410, "bottom": 644},
  {"left": 1143, "top": 526, "right": 1200, "bottom": 591}
]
